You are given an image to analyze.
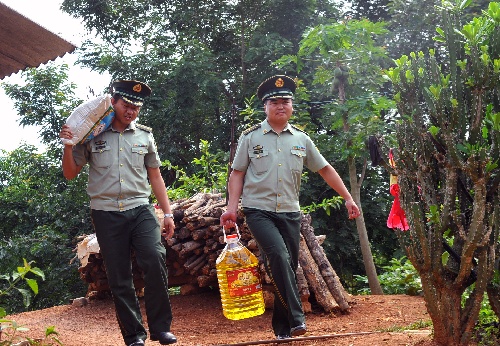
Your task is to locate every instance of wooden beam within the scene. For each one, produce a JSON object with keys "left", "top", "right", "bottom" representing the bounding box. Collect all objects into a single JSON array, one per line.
[{"left": 214, "top": 331, "right": 379, "bottom": 346}]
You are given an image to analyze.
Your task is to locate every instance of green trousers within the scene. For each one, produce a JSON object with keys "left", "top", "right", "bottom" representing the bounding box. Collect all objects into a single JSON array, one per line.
[
  {"left": 243, "top": 208, "right": 305, "bottom": 336},
  {"left": 91, "top": 204, "right": 173, "bottom": 345}
]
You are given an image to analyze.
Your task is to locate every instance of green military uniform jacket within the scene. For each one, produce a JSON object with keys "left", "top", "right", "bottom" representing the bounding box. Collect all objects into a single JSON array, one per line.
[
  {"left": 72, "top": 122, "right": 161, "bottom": 212},
  {"left": 232, "top": 119, "right": 328, "bottom": 213}
]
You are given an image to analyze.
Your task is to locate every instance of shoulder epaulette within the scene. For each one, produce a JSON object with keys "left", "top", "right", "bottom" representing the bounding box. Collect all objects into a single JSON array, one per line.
[
  {"left": 290, "top": 124, "right": 307, "bottom": 133},
  {"left": 136, "top": 123, "right": 152, "bottom": 132},
  {"left": 241, "top": 123, "right": 261, "bottom": 135}
]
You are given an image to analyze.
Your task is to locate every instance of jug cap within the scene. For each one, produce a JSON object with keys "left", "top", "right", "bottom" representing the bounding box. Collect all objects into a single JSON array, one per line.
[
  {"left": 226, "top": 234, "right": 239, "bottom": 243},
  {"left": 223, "top": 225, "right": 241, "bottom": 243}
]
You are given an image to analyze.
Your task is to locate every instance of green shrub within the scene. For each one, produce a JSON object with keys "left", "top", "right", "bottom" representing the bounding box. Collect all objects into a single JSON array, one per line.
[
  {"left": 0, "top": 229, "right": 86, "bottom": 313},
  {"left": 162, "top": 139, "right": 228, "bottom": 201},
  {"left": 0, "top": 260, "right": 62, "bottom": 345},
  {"left": 0, "top": 259, "right": 44, "bottom": 313},
  {"left": 354, "top": 256, "right": 422, "bottom": 295},
  {"left": 466, "top": 290, "right": 500, "bottom": 345}
]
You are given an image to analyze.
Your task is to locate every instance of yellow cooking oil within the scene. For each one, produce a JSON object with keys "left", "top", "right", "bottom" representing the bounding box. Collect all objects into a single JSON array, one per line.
[{"left": 216, "top": 233, "right": 265, "bottom": 320}]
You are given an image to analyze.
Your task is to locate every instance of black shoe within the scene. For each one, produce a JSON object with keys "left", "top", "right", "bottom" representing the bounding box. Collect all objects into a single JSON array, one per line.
[
  {"left": 276, "top": 334, "right": 291, "bottom": 340},
  {"left": 290, "top": 323, "right": 307, "bottom": 337},
  {"left": 128, "top": 339, "right": 144, "bottom": 346},
  {"left": 150, "top": 332, "right": 177, "bottom": 345}
]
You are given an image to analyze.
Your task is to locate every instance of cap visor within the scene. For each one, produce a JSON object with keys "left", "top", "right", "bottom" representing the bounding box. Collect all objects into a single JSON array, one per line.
[{"left": 121, "top": 96, "right": 144, "bottom": 107}]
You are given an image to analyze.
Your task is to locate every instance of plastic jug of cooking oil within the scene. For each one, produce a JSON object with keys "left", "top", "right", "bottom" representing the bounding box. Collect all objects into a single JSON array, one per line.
[{"left": 216, "top": 226, "right": 265, "bottom": 320}]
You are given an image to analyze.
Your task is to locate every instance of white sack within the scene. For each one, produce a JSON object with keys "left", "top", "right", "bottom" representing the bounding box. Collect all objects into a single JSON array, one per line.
[
  {"left": 61, "top": 94, "right": 115, "bottom": 145},
  {"left": 76, "top": 233, "right": 100, "bottom": 268}
]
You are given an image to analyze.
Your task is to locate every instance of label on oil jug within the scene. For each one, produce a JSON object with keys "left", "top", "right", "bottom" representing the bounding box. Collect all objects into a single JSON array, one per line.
[{"left": 226, "top": 267, "right": 262, "bottom": 297}]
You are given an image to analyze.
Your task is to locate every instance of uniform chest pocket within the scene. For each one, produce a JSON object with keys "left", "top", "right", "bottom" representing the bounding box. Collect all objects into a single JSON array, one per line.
[
  {"left": 132, "top": 146, "right": 147, "bottom": 169},
  {"left": 248, "top": 149, "right": 269, "bottom": 174},
  {"left": 290, "top": 149, "right": 306, "bottom": 171},
  {"left": 91, "top": 145, "right": 112, "bottom": 168}
]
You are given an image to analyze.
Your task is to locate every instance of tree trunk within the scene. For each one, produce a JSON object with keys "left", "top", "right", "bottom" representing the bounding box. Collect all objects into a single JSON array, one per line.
[
  {"left": 487, "top": 282, "right": 500, "bottom": 320},
  {"left": 418, "top": 263, "right": 491, "bottom": 346},
  {"left": 397, "top": 181, "right": 496, "bottom": 346},
  {"left": 338, "top": 77, "right": 383, "bottom": 296},
  {"left": 347, "top": 157, "right": 383, "bottom": 295}
]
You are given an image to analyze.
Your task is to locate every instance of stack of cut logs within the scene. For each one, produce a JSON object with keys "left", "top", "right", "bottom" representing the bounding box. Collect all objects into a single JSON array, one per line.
[{"left": 76, "top": 192, "right": 353, "bottom": 312}]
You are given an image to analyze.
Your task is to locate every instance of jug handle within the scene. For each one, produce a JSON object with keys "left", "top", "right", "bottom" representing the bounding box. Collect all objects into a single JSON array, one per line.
[{"left": 222, "top": 224, "right": 241, "bottom": 243}]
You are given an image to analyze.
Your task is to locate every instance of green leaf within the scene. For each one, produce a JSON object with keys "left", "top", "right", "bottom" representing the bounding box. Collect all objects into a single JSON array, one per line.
[
  {"left": 481, "top": 126, "right": 488, "bottom": 139},
  {"left": 405, "top": 70, "right": 414, "bottom": 82},
  {"left": 45, "top": 325, "right": 59, "bottom": 336},
  {"left": 442, "top": 251, "right": 449, "bottom": 266},
  {"left": 488, "top": 2, "right": 500, "bottom": 22},
  {"left": 16, "top": 288, "right": 32, "bottom": 307},
  {"left": 25, "top": 278, "right": 39, "bottom": 295},
  {"left": 428, "top": 85, "right": 442, "bottom": 99},
  {"left": 12, "top": 271, "right": 21, "bottom": 281},
  {"left": 456, "top": 143, "right": 470, "bottom": 155},
  {"left": 458, "top": 24, "right": 476, "bottom": 41},
  {"left": 459, "top": 0, "right": 473, "bottom": 11},
  {"left": 429, "top": 126, "right": 440, "bottom": 137},
  {"left": 29, "top": 267, "right": 45, "bottom": 280},
  {"left": 486, "top": 161, "right": 498, "bottom": 173}
]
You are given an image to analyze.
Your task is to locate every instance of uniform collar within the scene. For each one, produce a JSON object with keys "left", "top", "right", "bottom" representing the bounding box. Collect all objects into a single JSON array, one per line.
[
  {"left": 261, "top": 120, "right": 295, "bottom": 135},
  {"left": 109, "top": 122, "right": 137, "bottom": 132}
]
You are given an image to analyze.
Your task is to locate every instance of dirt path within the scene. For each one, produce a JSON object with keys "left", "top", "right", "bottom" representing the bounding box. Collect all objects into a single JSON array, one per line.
[{"left": 5, "top": 290, "right": 437, "bottom": 346}]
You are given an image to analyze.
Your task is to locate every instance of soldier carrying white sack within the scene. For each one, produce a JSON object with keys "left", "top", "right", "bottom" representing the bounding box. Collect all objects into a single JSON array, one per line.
[{"left": 60, "top": 80, "right": 177, "bottom": 346}]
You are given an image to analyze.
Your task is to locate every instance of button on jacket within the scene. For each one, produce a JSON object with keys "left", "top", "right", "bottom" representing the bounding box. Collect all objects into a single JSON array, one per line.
[
  {"left": 232, "top": 119, "right": 328, "bottom": 212},
  {"left": 72, "top": 122, "right": 161, "bottom": 211}
]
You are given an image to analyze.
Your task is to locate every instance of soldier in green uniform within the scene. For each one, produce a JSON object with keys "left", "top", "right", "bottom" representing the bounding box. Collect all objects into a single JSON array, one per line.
[
  {"left": 220, "top": 75, "right": 361, "bottom": 340},
  {"left": 60, "top": 80, "right": 177, "bottom": 346}
]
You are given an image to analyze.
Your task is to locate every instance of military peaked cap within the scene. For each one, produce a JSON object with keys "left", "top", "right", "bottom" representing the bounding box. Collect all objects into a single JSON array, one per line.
[
  {"left": 256, "top": 75, "right": 296, "bottom": 102},
  {"left": 111, "top": 80, "right": 152, "bottom": 107}
]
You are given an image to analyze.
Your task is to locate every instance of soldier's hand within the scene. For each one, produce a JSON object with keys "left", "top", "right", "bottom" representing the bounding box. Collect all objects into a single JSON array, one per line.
[
  {"left": 345, "top": 200, "right": 361, "bottom": 219},
  {"left": 60, "top": 124, "right": 73, "bottom": 141},
  {"left": 220, "top": 211, "right": 237, "bottom": 229},
  {"left": 162, "top": 217, "right": 175, "bottom": 239}
]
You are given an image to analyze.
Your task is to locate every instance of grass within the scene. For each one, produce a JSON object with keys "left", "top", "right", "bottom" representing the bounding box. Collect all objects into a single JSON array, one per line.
[{"left": 378, "top": 319, "right": 433, "bottom": 333}]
